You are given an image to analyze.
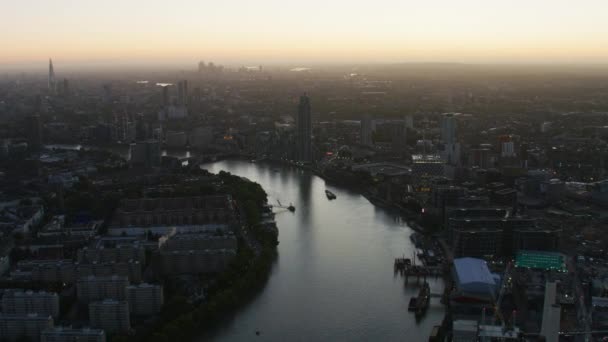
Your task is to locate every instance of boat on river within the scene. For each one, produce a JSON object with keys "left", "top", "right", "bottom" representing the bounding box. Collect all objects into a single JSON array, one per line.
[{"left": 325, "top": 190, "right": 337, "bottom": 200}]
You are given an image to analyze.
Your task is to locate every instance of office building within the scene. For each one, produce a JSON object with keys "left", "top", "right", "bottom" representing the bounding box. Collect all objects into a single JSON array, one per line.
[
  {"left": 41, "top": 327, "right": 106, "bottom": 342},
  {"left": 88, "top": 300, "right": 130, "bottom": 335},
  {"left": 2, "top": 289, "right": 60, "bottom": 318},
  {"left": 126, "top": 283, "right": 163, "bottom": 316},
  {"left": 0, "top": 313, "right": 54, "bottom": 342},
  {"left": 76, "top": 275, "right": 129, "bottom": 303},
  {"left": 296, "top": 94, "right": 312, "bottom": 163}
]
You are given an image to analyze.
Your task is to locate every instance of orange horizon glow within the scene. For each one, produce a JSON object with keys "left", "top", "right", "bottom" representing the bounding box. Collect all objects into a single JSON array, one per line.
[{"left": 3, "top": 0, "right": 608, "bottom": 67}]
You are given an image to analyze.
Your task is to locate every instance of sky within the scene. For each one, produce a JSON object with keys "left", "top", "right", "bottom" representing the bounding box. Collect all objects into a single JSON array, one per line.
[{"left": 3, "top": 0, "right": 608, "bottom": 68}]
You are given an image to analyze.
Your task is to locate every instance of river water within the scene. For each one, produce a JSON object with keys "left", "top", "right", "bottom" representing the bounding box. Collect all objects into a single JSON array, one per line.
[{"left": 200, "top": 160, "right": 444, "bottom": 342}]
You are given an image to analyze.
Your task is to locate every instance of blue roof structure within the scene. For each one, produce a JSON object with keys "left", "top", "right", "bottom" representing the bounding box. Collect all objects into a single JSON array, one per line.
[{"left": 453, "top": 257, "right": 498, "bottom": 295}]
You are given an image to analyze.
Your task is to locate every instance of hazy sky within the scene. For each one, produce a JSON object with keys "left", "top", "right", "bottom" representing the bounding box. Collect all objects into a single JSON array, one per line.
[{"left": 3, "top": 0, "right": 608, "bottom": 67}]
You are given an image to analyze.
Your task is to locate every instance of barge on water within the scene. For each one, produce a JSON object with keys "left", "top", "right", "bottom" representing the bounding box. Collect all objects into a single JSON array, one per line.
[{"left": 408, "top": 282, "right": 430, "bottom": 317}]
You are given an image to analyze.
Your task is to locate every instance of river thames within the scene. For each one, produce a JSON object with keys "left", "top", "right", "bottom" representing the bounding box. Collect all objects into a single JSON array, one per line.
[{"left": 201, "top": 159, "right": 444, "bottom": 342}]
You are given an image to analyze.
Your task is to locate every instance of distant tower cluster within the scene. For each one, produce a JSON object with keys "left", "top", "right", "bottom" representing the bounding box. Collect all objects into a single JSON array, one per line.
[
  {"left": 48, "top": 58, "right": 56, "bottom": 94},
  {"left": 158, "top": 81, "right": 188, "bottom": 121},
  {"left": 296, "top": 94, "right": 313, "bottom": 163}
]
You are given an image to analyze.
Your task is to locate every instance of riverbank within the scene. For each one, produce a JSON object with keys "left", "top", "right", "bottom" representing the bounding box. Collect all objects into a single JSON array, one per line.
[{"left": 120, "top": 174, "right": 278, "bottom": 342}]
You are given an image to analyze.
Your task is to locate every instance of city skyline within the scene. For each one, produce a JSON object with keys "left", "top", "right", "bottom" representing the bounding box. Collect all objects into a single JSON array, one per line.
[{"left": 3, "top": 0, "right": 608, "bottom": 69}]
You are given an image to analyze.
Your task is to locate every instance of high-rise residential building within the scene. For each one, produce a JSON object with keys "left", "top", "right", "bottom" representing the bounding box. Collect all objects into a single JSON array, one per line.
[
  {"left": 2, "top": 289, "right": 60, "bottom": 318},
  {"left": 41, "top": 326, "right": 106, "bottom": 342},
  {"left": 88, "top": 300, "right": 130, "bottom": 335},
  {"left": 76, "top": 275, "right": 129, "bottom": 303},
  {"left": 360, "top": 116, "right": 373, "bottom": 146},
  {"left": 26, "top": 114, "right": 43, "bottom": 151},
  {"left": 296, "top": 94, "right": 312, "bottom": 163},
  {"left": 0, "top": 313, "right": 54, "bottom": 342},
  {"left": 48, "top": 59, "right": 56, "bottom": 94},
  {"left": 126, "top": 283, "right": 164, "bottom": 316}
]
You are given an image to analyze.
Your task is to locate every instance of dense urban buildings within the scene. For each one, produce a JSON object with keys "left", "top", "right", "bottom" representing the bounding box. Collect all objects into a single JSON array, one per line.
[{"left": 1, "top": 59, "right": 608, "bottom": 341}]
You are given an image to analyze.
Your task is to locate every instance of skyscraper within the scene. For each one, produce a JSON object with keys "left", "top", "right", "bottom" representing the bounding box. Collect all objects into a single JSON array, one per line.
[
  {"left": 440, "top": 113, "right": 457, "bottom": 144},
  {"left": 360, "top": 115, "right": 373, "bottom": 146},
  {"left": 48, "top": 59, "right": 56, "bottom": 94},
  {"left": 296, "top": 95, "right": 312, "bottom": 163},
  {"left": 177, "top": 80, "right": 188, "bottom": 106},
  {"left": 440, "top": 113, "right": 460, "bottom": 165}
]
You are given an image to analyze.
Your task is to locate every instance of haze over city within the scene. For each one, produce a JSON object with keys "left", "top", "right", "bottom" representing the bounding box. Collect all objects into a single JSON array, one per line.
[
  {"left": 3, "top": 0, "right": 608, "bottom": 70},
  {"left": 4, "top": 1, "right": 608, "bottom": 342}
]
